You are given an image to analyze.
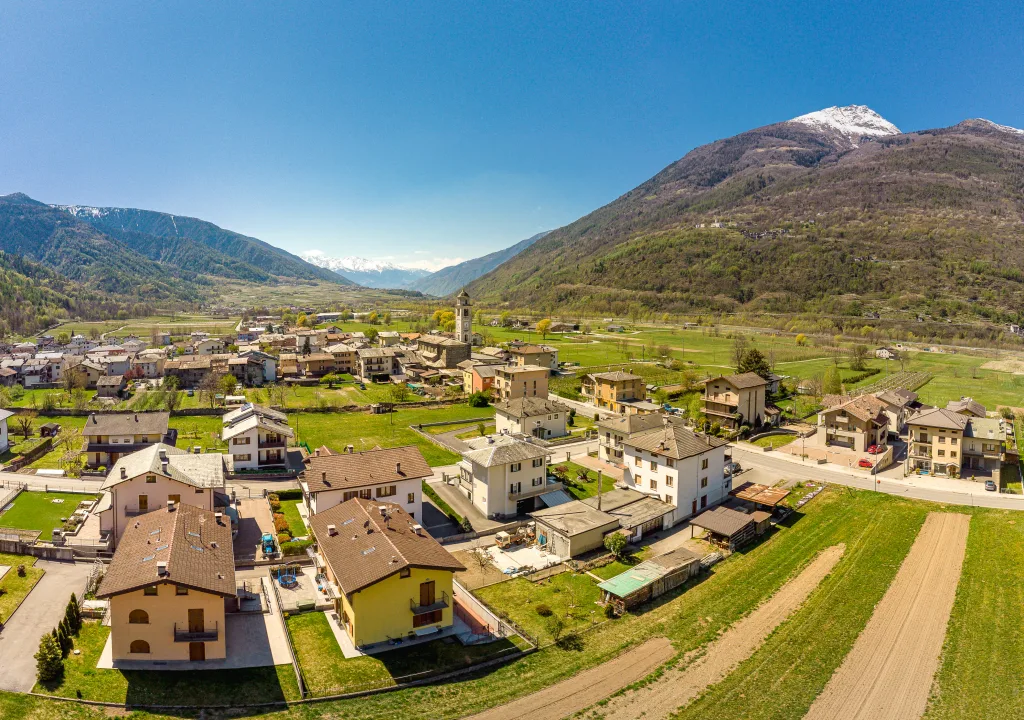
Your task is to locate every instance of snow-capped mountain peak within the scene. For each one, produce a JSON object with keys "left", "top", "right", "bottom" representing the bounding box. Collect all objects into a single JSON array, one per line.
[
  {"left": 300, "top": 251, "right": 404, "bottom": 273},
  {"left": 789, "top": 105, "right": 900, "bottom": 146},
  {"left": 55, "top": 204, "right": 109, "bottom": 219},
  {"left": 971, "top": 118, "right": 1024, "bottom": 136}
]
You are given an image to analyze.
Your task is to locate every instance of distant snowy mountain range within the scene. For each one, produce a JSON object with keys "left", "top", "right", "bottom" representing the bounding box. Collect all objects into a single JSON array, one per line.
[{"left": 299, "top": 251, "right": 431, "bottom": 289}]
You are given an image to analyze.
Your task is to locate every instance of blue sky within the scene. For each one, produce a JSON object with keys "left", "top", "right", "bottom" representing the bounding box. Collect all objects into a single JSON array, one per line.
[{"left": 1, "top": 1, "right": 1021, "bottom": 270}]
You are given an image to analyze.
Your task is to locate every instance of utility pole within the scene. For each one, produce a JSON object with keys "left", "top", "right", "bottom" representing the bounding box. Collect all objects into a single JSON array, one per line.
[{"left": 597, "top": 470, "right": 603, "bottom": 511}]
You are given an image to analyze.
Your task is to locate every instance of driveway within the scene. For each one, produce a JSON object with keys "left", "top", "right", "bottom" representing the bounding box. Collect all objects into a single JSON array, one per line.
[
  {"left": 0, "top": 560, "right": 92, "bottom": 691},
  {"left": 234, "top": 498, "right": 276, "bottom": 564}
]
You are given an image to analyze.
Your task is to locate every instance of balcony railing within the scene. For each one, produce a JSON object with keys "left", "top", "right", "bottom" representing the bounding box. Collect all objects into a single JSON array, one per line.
[
  {"left": 508, "top": 481, "right": 562, "bottom": 500},
  {"left": 258, "top": 438, "right": 286, "bottom": 448},
  {"left": 124, "top": 504, "right": 163, "bottom": 517},
  {"left": 174, "top": 622, "right": 219, "bottom": 642},
  {"left": 410, "top": 591, "right": 449, "bottom": 615}
]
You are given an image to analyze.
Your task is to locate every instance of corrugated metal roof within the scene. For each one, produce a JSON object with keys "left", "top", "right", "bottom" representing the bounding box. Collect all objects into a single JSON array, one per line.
[{"left": 537, "top": 489, "right": 573, "bottom": 508}]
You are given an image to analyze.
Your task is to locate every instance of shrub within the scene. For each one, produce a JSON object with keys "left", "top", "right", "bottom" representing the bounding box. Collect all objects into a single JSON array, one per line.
[
  {"left": 467, "top": 391, "right": 490, "bottom": 408},
  {"left": 281, "top": 539, "right": 314, "bottom": 556},
  {"left": 274, "top": 488, "right": 304, "bottom": 501},
  {"left": 268, "top": 493, "right": 281, "bottom": 512},
  {"left": 35, "top": 633, "right": 63, "bottom": 683},
  {"left": 604, "top": 532, "right": 628, "bottom": 559},
  {"left": 273, "top": 513, "right": 290, "bottom": 536},
  {"left": 604, "top": 602, "right": 618, "bottom": 619},
  {"left": 17, "top": 565, "right": 26, "bottom": 577},
  {"left": 535, "top": 603, "right": 553, "bottom": 617}
]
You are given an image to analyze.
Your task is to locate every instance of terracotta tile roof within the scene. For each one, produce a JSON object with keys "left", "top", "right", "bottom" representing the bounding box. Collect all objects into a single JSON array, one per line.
[
  {"left": 946, "top": 398, "right": 987, "bottom": 418},
  {"left": 826, "top": 394, "right": 888, "bottom": 424},
  {"left": 719, "top": 372, "right": 769, "bottom": 390},
  {"left": 311, "top": 499, "right": 465, "bottom": 595},
  {"left": 83, "top": 412, "right": 170, "bottom": 437},
  {"left": 97, "top": 503, "right": 235, "bottom": 598},
  {"left": 102, "top": 444, "right": 225, "bottom": 490},
  {"left": 907, "top": 407, "right": 969, "bottom": 431},
  {"left": 301, "top": 445, "right": 432, "bottom": 494},
  {"left": 494, "top": 397, "right": 569, "bottom": 419}
]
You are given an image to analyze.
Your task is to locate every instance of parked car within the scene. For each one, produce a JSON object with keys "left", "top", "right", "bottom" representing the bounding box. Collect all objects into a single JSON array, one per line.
[
  {"left": 858, "top": 458, "right": 874, "bottom": 469},
  {"left": 985, "top": 480, "right": 997, "bottom": 492},
  {"left": 867, "top": 445, "right": 884, "bottom": 454},
  {"left": 725, "top": 461, "right": 742, "bottom": 474}
]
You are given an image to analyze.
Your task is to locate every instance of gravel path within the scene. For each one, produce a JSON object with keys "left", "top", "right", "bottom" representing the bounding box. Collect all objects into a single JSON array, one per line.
[
  {"left": 804, "top": 512, "right": 970, "bottom": 720},
  {"left": 461, "top": 636, "right": 675, "bottom": 720},
  {"left": 589, "top": 544, "right": 846, "bottom": 720}
]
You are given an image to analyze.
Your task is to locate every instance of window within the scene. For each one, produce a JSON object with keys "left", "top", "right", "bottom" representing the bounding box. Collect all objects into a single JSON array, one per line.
[
  {"left": 951, "top": 452, "right": 957, "bottom": 458},
  {"left": 938, "top": 436, "right": 946, "bottom": 444},
  {"left": 666, "top": 458, "right": 674, "bottom": 468},
  {"left": 175, "top": 586, "right": 188, "bottom": 595},
  {"left": 145, "top": 474, "right": 156, "bottom": 484},
  {"left": 168, "top": 494, "right": 180, "bottom": 504},
  {"left": 950, "top": 437, "right": 958, "bottom": 445},
  {"left": 651, "top": 478, "right": 658, "bottom": 490},
  {"left": 665, "top": 494, "right": 672, "bottom": 504},
  {"left": 511, "top": 463, "right": 521, "bottom": 472},
  {"left": 359, "top": 488, "right": 372, "bottom": 500},
  {"left": 129, "top": 609, "right": 149, "bottom": 624},
  {"left": 233, "top": 454, "right": 251, "bottom": 462},
  {"left": 532, "top": 477, "right": 543, "bottom": 486},
  {"left": 634, "top": 456, "right": 642, "bottom": 467},
  {"left": 701, "top": 458, "right": 709, "bottom": 470},
  {"left": 195, "top": 488, "right": 203, "bottom": 494},
  {"left": 376, "top": 485, "right": 397, "bottom": 498},
  {"left": 407, "top": 493, "right": 415, "bottom": 504},
  {"left": 634, "top": 475, "right": 641, "bottom": 486},
  {"left": 143, "top": 586, "right": 158, "bottom": 596},
  {"left": 400, "top": 568, "right": 411, "bottom": 578},
  {"left": 532, "top": 458, "right": 543, "bottom": 468},
  {"left": 700, "top": 494, "right": 708, "bottom": 509},
  {"left": 408, "top": 512, "right": 414, "bottom": 519},
  {"left": 233, "top": 436, "right": 251, "bottom": 445},
  {"left": 343, "top": 491, "right": 358, "bottom": 502},
  {"left": 650, "top": 461, "right": 657, "bottom": 471},
  {"left": 937, "top": 449, "right": 945, "bottom": 457},
  {"left": 129, "top": 640, "right": 150, "bottom": 654},
  {"left": 666, "top": 476, "right": 674, "bottom": 487}
]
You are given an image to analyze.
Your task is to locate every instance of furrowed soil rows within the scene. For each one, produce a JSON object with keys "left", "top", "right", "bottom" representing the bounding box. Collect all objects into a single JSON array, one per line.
[
  {"left": 588, "top": 544, "right": 846, "bottom": 720},
  {"left": 804, "top": 512, "right": 970, "bottom": 720}
]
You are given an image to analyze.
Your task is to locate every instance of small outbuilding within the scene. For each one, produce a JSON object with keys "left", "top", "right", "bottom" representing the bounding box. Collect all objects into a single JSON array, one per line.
[
  {"left": 689, "top": 506, "right": 772, "bottom": 550},
  {"left": 598, "top": 547, "right": 702, "bottom": 615},
  {"left": 96, "top": 375, "right": 127, "bottom": 399},
  {"left": 531, "top": 502, "right": 620, "bottom": 559}
]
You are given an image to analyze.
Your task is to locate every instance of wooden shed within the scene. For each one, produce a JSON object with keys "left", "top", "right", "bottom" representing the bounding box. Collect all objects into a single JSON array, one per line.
[{"left": 598, "top": 547, "right": 702, "bottom": 615}]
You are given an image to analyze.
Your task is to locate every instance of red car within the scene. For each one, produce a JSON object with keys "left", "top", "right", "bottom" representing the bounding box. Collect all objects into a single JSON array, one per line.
[
  {"left": 866, "top": 445, "right": 884, "bottom": 454},
  {"left": 858, "top": 458, "right": 874, "bottom": 468}
]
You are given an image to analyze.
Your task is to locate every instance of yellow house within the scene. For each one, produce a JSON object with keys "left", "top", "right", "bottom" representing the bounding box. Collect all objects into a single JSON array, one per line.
[
  {"left": 310, "top": 498, "right": 465, "bottom": 649},
  {"left": 907, "top": 407, "right": 1005, "bottom": 479},
  {"left": 581, "top": 371, "right": 646, "bottom": 413},
  {"left": 493, "top": 364, "right": 549, "bottom": 401},
  {"left": 97, "top": 503, "right": 235, "bottom": 664}
]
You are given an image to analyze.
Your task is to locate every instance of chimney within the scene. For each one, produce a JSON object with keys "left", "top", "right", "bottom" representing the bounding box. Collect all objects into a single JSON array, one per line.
[
  {"left": 134, "top": 413, "right": 139, "bottom": 422},
  {"left": 412, "top": 524, "right": 423, "bottom": 536},
  {"left": 90, "top": 413, "right": 97, "bottom": 424},
  {"left": 157, "top": 561, "right": 168, "bottom": 576},
  {"left": 321, "top": 471, "right": 327, "bottom": 482},
  {"left": 314, "top": 448, "right": 320, "bottom": 457},
  {"left": 215, "top": 511, "right": 223, "bottom": 524},
  {"left": 120, "top": 466, "right": 127, "bottom": 479},
  {"left": 327, "top": 523, "right": 337, "bottom": 536},
  {"left": 396, "top": 461, "right": 402, "bottom": 474},
  {"left": 347, "top": 444, "right": 354, "bottom": 454},
  {"left": 167, "top": 500, "right": 176, "bottom": 512},
  {"left": 158, "top": 448, "right": 167, "bottom": 461}
]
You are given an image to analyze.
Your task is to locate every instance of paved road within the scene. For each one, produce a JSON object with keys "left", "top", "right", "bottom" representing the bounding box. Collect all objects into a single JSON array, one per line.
[
  {"left": 0, "top": 560, "right": 92, "bottom": 691},
  {"left": 731, "top": 445, "right": 1024, "bottom": 510}
]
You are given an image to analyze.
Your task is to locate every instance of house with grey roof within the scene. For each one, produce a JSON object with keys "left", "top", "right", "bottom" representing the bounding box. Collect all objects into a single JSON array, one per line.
[
  {"left": 98, "top": 444, "right": 226, "bottom": 547},
  {"left": 494, "top": 396, "right": 570, "bottom": 439},
  {"left": 457, "top": 434, "right": 559, "bottom": 519},
  {"left": 221, "top": 403, "right": 293, "bottom": 472}
]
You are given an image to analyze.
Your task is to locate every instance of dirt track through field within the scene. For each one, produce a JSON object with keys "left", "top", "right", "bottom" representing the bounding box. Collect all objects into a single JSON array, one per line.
[
  {"left": 461, "top": 636, "right": 675, "bottom": 720},
  {"left": 589, "top": 544, "right": 847, "bottom": 720},
  {"left": 803, "top": 512, "right": 970, "bottom": 720}
]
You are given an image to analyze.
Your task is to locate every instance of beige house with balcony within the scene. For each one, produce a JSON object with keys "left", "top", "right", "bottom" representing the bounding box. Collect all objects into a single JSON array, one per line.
[
  {"left": 701, "top": 373, "right": 771, "bottom": 430},
  {"left": 458, "top": 434, "right": 557, "bottom": 519},
  {"left": 82, "top": 412, "right": 177, "bottom": 469},
  {"left": 97, "top": 503, "right": 235, "bottom": 664},
  {"left": 581, "top": 371, "right": 646, "bottom": 414},
  {"left": 907, "top": 407, "right": 1006, "bottom": 479},
  {"left": 222, "top": 403, "right": 293, "bottom": 472},
  {"left": 816, "top": 395, "right": 889, "bottom": 452},
  {"left": 98, "top": 444, "right": 226, "bottom": 548},
  {"left": 300, "top": 445, "right": 429, "bottom": 519},
  {"left": 493, "top": 364, "right": 549, "bottom": 401},
  {"left": 509, "top": 344, "right": 558, "bottom": 371}
]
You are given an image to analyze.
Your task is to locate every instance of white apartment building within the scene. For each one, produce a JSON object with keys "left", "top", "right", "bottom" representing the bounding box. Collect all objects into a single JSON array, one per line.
[
  {"left": 221, "top": 403, "right": 294, "bottom": 472},
  {"left": 458, "top": 434, "right": 555, "bottom": 519},
  {"left": 621, "top": 421, "right": 729, "bottom": 526},
  {"left": 493, "top": 397, "right": 569, "bottom": 439},
  {"left": 299, "top": 445, "right": 429, "bottom": 520}
]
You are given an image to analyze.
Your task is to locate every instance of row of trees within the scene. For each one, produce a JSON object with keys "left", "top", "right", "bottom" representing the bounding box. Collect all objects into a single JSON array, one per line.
[{"left": 35, "top": 595, "right": 82, "bottom": 684}]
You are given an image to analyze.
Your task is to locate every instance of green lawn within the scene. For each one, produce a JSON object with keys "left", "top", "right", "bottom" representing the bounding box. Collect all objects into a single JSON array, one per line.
[
  {"left": 34, "top": 621, "right": 300, "bottom": 705},
  {"left": 0, "top": 553, "right": 44, "bottom": 623},
  {"left": 277, "top": 498, "right": 307, "bottom": 536},
  {"left": 287, "top": 611, "right": 522, "bottom": 697},
  {"left": 476, "top": 570, "right": 604, "bottom": 644},
  {"left": 749, "top": 433, "right": 798, "bottom": 449},
  {"left": 0, "top": 491, "right": 97, "bottom": 533},
  {"left": 552, "top": 460, "right": 618, "bottom": 500},
  {"left": 455, "top": 423, "right": 495, "bottom": 439},
  {"left": 590, "top": 547, "right": 651, "bottom": 581}
]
